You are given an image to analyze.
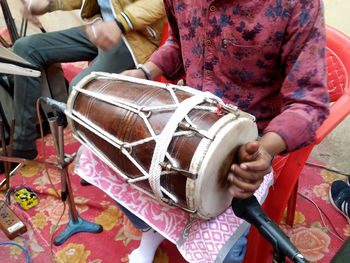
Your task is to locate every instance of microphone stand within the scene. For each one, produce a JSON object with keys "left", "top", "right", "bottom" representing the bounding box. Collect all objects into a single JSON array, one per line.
[
  {"left": 231, "top": 196, "right": 309, "bottom": 263},
  {"left": 1, "top": 111, "right": 103, "bottom": 245},
  {"left": 48, "top": 111, "right": 103, "bottom": 246},
  {"left": 273, "top": 250, "right": 287, "bottom": 263},
  {"left": 0, "top": 120, "right": 12, "bottom": 192}
]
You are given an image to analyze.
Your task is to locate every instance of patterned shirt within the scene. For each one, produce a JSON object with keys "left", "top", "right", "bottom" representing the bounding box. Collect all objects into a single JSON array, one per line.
[{"left": 149, "top": 0, "right": 330, "bottom": 153}]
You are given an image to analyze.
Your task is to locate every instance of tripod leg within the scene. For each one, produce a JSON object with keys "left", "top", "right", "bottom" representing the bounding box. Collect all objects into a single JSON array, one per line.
[
  {"left": 47, "top": 114, "right": 103, "bottom": 246},
  {"left": 53, "top": 164, "right": 103, "bottom": 246},
  {"left": 53, "top": 214, "right": 103, "bottom": 246}
]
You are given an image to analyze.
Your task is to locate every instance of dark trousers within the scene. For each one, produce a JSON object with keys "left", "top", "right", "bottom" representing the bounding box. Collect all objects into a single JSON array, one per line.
[{"left": 12, "top": 26, "right": 135, "bottom": 151}]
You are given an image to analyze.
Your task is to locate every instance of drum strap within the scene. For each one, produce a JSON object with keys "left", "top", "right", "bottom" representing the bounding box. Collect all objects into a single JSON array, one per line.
[{"left": 149, "top": 92, "right": 214, "bottom": 200}]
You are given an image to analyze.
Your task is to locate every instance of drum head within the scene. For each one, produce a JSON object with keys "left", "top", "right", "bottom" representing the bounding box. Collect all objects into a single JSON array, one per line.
[{"left": 188, "top": 113, "right": 258, "bottom": 219}]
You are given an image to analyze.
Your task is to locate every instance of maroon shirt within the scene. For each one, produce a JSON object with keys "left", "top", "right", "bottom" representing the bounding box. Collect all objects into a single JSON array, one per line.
[{"left": 149, "top": 0, "right": 329, "bottom": 152}]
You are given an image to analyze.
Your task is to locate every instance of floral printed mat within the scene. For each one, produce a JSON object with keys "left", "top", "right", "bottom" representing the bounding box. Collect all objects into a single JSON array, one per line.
[{"left": 279, "top": 159, "right": 349, "bottom": 262}]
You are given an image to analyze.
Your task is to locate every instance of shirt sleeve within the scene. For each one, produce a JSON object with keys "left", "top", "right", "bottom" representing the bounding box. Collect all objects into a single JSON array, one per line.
[
  {"left": 148, "top": 0, "right": 185, "bottom": 80},
  {"left": 120, "top": 0, "right": 166, "bottom": 32},
  {"left": 53, "top": 0, "right": 82, "bottom": 11},
  {"left": 263, "top": 0, "right": 329, "bottom": 153}
]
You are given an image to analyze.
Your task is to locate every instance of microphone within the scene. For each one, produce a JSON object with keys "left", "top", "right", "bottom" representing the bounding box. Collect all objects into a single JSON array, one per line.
[
  {"left": 40, "top": 97, "right": 66, "bottom": 113},
  {"left": 231, "top": 196, "right": 308, "bottom": 263}
]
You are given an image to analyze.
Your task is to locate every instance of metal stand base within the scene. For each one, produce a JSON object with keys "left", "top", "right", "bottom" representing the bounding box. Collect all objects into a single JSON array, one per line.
[
  {"left": 53, "top": 214, "right": 103, "bottom": 246},
  {"left": 46, "top": 111, "right": 103, "bottom": 246}
]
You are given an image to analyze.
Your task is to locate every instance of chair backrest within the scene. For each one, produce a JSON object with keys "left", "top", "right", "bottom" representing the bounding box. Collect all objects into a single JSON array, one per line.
[
  {"left": 327, "top": 48, "right": 348, "bottom": 102},
  {"left": 272, "top": 25, "right": 350, "bottom": 179},
  {"left": 326, "top": 25, "right": 350, "bottom": 102},
  {"left": 326, "top": 25, "right": 350, "bottom": 80}
]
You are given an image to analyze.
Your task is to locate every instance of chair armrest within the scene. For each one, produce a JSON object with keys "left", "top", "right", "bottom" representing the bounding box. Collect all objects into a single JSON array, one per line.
[{"left": 315, "top": 92, "right": 350, "bottom": 144}]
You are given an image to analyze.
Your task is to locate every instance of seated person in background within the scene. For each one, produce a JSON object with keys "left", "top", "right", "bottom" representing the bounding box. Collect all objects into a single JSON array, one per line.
[
  {"left": 117, "top": 0, "right": 330, "bottom": 262},
  {"left": 0, "top": 0, "right": 166, "bottom": 173}
]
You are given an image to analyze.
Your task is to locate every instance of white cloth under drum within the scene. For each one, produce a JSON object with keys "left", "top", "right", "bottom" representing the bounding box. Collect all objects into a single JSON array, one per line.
[{"left": 74, "top": 145, "right": 274, "bottom": 263}]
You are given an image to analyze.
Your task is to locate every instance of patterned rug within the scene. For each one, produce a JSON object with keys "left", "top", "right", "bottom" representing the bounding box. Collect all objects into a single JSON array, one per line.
[{"left": 280, "top": 160, "right": 349, "bottom": 262}]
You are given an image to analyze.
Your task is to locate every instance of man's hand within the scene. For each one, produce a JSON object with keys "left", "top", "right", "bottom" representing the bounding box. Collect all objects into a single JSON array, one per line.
[
  {"left": 227, "top": 132, "right": 286, "bottom": 199},
  {"left": 20, "top": 0, "right": 49, "bottom": 29},
  {"left": 227, "top": 141, "right": 272, "bottom": 199},
  {"left": 86, "top": 20, "right": 122, "bottom": 51},
  {"left": 120, "top": 69, "right": 148, "bottom": 79},
  {"left": 120, "top": 62, "right": 164, "bottom": 80}
]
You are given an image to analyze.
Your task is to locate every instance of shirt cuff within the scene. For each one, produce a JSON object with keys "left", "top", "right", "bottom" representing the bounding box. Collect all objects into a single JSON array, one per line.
[
  {"left": 116, "top": 11, "right": 134, "bottom": 33},
  {"left": 263, "top": 112, "right": 316, "bottom": 153}
]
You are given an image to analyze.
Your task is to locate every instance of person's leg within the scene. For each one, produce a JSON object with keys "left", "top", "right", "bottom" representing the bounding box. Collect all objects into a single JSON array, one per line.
[
  {"left": 114, "top": 201, "right": 165, "bottom": 263},
  {"left": 115, "top": 202, "right": 150, "bottom": 230},
  {"left": 12, "top": 27, "right": 97, "bottom": 153},
  {"left": 223, "top": 227, "right": 250, "bottom": 263},
  {"left": 69, "top": 39, "right": 135, "bottom": 89}
]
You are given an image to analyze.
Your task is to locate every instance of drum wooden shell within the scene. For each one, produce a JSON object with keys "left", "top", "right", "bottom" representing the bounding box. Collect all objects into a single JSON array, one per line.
[{"left": 66, "top": 73, "right": 258, "bottom": 219}]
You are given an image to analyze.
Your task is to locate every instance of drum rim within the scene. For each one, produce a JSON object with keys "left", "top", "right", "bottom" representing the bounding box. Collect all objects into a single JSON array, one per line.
[{"left": 188, "top": 113, "right": 258, "bottom": 219}]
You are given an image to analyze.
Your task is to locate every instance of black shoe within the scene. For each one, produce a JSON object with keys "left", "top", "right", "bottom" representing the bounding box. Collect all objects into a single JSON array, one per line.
[
  {"left": 329, "top": 180, "right": 350, "bottom": 224},
  {"left": 0, "top": 148, "right": 38, "bottom": 174}
]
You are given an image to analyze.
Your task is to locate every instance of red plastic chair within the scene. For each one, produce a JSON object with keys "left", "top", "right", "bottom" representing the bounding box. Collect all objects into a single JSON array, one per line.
[{"left": 243, "top": 24, "right": 350, "bottom": 263}]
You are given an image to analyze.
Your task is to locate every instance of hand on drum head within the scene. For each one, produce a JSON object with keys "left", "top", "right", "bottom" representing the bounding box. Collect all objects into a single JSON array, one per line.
[{"left": 227, "top": 141, "right": 272, "bottom": 199}]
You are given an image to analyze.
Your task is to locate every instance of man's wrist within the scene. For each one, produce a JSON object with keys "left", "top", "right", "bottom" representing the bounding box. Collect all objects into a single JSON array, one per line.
[
  {"left": 137, "top": 64, "right": 153, "bottom": 80},
  {"left": 259, "top": 132, "right": 287, "bottom": 157}
]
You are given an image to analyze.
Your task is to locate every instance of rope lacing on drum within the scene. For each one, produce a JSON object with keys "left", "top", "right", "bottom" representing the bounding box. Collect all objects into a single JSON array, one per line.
[
  {"left": 148, "top": 91, "right": 216, "bottom": 200},
  {"left": 66, "top": 73, "right": 225, "bottom": 202}
]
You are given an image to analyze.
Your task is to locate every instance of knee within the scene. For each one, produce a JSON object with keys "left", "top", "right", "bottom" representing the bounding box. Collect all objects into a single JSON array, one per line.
[
  {"left": 13, "top": 35, "right": 43, "bottom": 66},
  {"left": 13, "top": 36, "right": 33, "bottom": 58}
]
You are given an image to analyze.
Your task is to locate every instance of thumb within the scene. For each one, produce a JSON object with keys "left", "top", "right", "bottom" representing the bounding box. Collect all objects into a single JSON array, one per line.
[
  {"left": 245, "top": 141, "right": 260, "bottom": 155},
  {"left": 238, "top": 141, "right": 260, "bottom": 165}
]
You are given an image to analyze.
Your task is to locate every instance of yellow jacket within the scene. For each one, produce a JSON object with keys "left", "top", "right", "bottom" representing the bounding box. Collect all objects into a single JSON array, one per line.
[{"left": 50, "top": 0, "right": 166, "bottom": 64}]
